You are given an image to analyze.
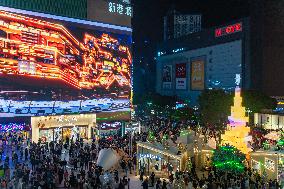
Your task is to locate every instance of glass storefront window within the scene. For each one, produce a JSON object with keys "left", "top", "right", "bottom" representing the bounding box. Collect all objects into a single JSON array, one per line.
[
  {"left": 137, "top": 146, "right": 181, "bottom": 177},
  {"left": 39, "top": 129, "right": 53, "bottom": 143},
  {"left": 78, "top": 127, "right": 87, "bottom": 138}
]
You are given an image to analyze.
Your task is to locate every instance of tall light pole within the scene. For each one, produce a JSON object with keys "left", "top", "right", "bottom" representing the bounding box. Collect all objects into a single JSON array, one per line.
[{"left": 246, "top": 108, "right": 252, "bottom": 124}]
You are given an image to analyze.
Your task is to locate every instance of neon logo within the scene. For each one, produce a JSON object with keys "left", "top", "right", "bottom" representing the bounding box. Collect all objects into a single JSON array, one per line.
[{"left": 215, "top": 22, "right": 242, "bottom": 37}]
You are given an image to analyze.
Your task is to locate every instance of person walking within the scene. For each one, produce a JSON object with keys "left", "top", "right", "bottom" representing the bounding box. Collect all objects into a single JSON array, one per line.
[
  {"left": 150, "top": 172, "right": 155, "bottom": 187},
  {"left": 142, "top": 177, "right": 149, "bottom": 189}
]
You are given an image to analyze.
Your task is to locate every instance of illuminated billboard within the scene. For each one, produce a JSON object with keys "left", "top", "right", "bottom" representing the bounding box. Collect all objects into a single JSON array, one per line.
[
  {"left": 88, "top": 0, "right": 132, "bottom": 28},
  {"left": 0, "top": 8, "right": 132, "bottom": 117},
  {"left": 175, "top": 63, "right": 187, "bottom": 90},
  {"left": 191, "top": 58, "right": 205, "bottom": 90},
  {"left": 162, "top": 65, "right": 172, "bottom": 90}
]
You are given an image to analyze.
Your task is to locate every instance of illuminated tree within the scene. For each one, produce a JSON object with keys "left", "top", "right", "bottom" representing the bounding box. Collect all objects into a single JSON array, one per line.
[
  {"left": 198, "top": 89, "right": 232, "bottom": 144},
  {"left": 147, "top": 130, "right": 155, "bottom": 143},
  {"left": 277, "top": 132, "right": 284, "bottom": 149},
  {"left": 212, "top": 145, "right": 245, "bottom": 174}
]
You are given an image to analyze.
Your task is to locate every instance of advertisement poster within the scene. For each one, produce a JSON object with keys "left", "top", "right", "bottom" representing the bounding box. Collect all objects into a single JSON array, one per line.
[
  {"left": 175, "top": 63, "right": 187, "bottom": 90},
  {"left": 191, "top": 59, "right": 205, "bottom": 90},
  {"left": 162, "top": 65, "right": 172, "bottom": 89}
]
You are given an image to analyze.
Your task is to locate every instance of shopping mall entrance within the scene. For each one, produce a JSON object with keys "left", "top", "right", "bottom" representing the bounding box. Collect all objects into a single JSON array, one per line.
[{"left": 31, "top": 114, "right": 96, "bottom": 142}]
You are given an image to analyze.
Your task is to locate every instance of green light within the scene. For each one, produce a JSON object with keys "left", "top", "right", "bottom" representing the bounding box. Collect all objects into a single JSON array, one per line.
[
  {"left": 96, "top": 112, "right": 129, "bottom": 121},
  {"left": 212, "top": 145, "right": 245, "bottom": 174}
]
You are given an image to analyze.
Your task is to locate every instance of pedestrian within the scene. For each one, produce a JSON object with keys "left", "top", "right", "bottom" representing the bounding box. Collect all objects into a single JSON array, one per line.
[
  {"left": 142, "top": 177, "right": 149, "bottom": 189},
  {"left": 150, "top": 172, "right": 155, "bottom": 187}
]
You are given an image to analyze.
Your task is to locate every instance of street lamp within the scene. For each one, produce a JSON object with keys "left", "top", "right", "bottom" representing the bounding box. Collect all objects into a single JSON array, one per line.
[{"left": 246, "top": 108, "right": 252, "bottom": 116}]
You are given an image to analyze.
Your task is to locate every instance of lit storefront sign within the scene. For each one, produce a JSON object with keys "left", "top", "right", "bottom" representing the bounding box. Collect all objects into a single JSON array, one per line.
[
  {"left": 108, "top": 1, "right": 132, "bottom": 17},
  {"left": 139, "top": 154, "right": 161, "bottom": 160},
  {"left": 215, "top": 22, "right": 242, "bottom": 37},
  {"left": 100, "top": 122, "right": 122, "bottom": 130}
]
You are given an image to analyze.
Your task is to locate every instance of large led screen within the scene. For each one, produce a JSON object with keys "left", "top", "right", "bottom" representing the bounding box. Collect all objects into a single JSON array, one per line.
[{"left": 0, "top": 9, "right": 132, "bottom": 117}]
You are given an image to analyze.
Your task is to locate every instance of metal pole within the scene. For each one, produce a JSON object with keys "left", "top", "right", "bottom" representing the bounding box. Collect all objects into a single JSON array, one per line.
[{"left": 130, "top": 123, "right": 133, "bottom": 158}]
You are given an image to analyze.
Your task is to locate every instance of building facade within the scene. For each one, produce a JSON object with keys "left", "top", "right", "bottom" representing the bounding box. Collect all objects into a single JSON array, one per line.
[
  {"left": 163, "top": 9, "right": 202, "bottom": 41},
  {"left": 249, "top": 0, "right": 284, "bottom": 97},
  {"left": 0, "top": 1, "right": 133, "bottom": 133},
  {"left": 0, "top": 0, "right": 87, "bottom": 19},
  {"left": 254, "top": 113, "right": 284, "bottom": 130},
  {"left": 0, "top": 0, "right": 132, "bottom": 27},
  {"left": 156, "top": 19, "right": 250, "bottom": 105}
]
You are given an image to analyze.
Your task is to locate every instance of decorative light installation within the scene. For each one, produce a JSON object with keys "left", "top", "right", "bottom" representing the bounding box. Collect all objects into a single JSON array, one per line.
[
  {"left": 0, "top": 123, "right": 26, "bottom": 132},
  {"left": 221, "top": 74, "right": 252, "bottom": 155},
  {"left": 212, "top": 145, "right": 245, "bottom": 174},
  {"left": 265, "top": 158, "right": 275, "bottom": 172}
]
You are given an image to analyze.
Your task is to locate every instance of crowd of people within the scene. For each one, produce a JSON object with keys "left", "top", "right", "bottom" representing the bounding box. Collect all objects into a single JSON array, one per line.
[
  {"left": 139, "top": 167, "right": 281, "bottom": 189},
  {"left": 0, "top": 131, "right": 137, "bottom": 189},
  {"left": 0, "top": 115, "right": 282, "bottom": 188}
]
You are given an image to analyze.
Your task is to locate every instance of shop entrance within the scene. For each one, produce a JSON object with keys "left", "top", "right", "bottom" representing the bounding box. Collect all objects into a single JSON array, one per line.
[
  {"left": 39, "top": 125, "right": 88, "bottom": 143},
  {"left": 62, "top": 128, "right": 72, "bottom": 141}
]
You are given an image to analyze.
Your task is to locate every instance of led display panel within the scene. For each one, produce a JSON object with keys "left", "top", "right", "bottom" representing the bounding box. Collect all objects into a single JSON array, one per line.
[{"left": 0, "top": 9, "right": 132, "bottom": 117}]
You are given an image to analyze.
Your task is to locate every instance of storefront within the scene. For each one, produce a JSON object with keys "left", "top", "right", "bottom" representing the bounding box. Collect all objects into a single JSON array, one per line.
[
  {"left": 125, "top": 122, "right": 141, "bottom": 134},
  {"left": 250, "top": 151, "right": 284, "bottom": 182},
  {"left": 194, "top": 149, "right": 214, "bottom": 171},
  {"left": 31, "top": 114, "right": 96, "bottom": 142},
  {"left": 97, "top": 122, "right": 125, "bottom": 138},
  {"left": 136, "top": 142, "right": 186, "bottom": 178}
]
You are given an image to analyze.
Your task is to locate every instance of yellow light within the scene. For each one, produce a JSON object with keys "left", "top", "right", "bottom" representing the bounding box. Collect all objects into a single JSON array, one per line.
[{"left": 221, "top": 86, "right": 252, "bottom": 155}]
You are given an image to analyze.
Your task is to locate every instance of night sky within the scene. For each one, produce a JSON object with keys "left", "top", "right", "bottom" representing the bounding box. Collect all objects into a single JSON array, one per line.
[{"left": 132, "top": 0, "right": 249, "bottom": 94}]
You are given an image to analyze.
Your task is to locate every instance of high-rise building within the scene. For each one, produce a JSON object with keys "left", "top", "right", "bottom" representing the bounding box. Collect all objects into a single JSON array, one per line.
[
  {"left": 163, "top": 8, "right": 202, "bottom": 41},
  {"left": 249, "top": 0, "right": 284, "bottom": 97},
  {"left": 156, "top": 19, "right": 250, "bottom": 105}
]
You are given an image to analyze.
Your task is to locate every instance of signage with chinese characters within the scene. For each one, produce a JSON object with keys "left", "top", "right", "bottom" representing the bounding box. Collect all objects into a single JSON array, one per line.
[
  {"left": 175, "top": 63, "right": 187, "bottom": 90},
  {"left": 109, "top": 2, "right": 132, "bottom": 17},
  {"left": 87, "top": 0, "right": 132, "bottom": 28},
  {"left": 215, "top": 22, "right": 242, "bottom": 37},
  {"left": 100, "top": 122, "right": 122, "bottom": 130},
  {"left": 191, "top": 59, "right": 205, "bottom": 90},
  {"left": 162, "top": 65, "right": 172, "bottom": 90}
]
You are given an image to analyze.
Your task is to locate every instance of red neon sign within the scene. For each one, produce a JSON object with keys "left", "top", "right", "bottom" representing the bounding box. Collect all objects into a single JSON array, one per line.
[{"left": 215, "top": 22, "right": 242, "bottom": 37}]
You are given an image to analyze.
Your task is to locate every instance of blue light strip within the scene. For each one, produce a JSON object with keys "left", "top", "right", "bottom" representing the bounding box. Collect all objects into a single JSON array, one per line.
[{"left": 0, "top": 6, "right": 132, "bottom": 33}]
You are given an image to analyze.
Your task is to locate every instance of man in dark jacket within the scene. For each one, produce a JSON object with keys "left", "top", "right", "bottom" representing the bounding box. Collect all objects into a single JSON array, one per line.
[{"left": 142, "top": 177, "right": 149, "bottom": 189}]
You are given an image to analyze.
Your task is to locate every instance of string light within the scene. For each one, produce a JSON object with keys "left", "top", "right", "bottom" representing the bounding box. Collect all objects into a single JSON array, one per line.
[
  {"left": 0, "top": 123, "right": 26, "bottom": 132},
  {"left": 212, "top": 145, "right": 245, "bottom": 174}
]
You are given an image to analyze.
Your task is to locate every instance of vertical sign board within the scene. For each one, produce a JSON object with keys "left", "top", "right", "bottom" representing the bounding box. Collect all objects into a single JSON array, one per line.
[
  {"left": 162, "top": 65, "right": 172, "bottom": 89},
  {"left": 191, "top": 59, "right": 205, "bottom": 90},
  {"left": 175, "top": 63, "right": 187, "bottom": 90}
]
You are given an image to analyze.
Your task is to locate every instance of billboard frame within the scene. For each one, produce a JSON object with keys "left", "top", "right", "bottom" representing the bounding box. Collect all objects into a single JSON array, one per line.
[{"left": 190, "top": 55, "right": 206, "bottom": 91}]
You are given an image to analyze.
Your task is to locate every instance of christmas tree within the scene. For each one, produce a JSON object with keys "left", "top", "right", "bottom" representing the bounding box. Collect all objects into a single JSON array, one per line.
[
  {"left": 212, "top": 145, "right": 245, "bottom": 174},
  {"left": 221, "top": 75, "right": 252, "bottom": 155}
]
